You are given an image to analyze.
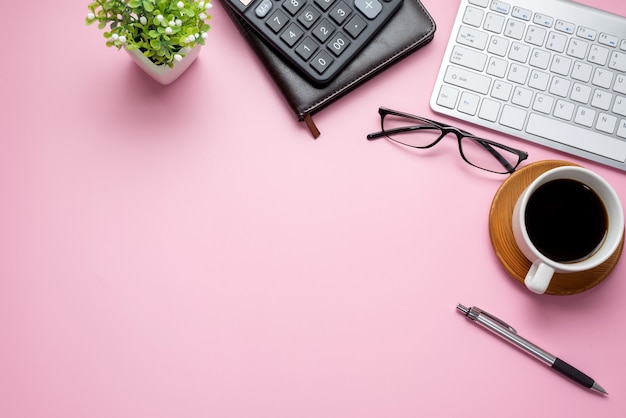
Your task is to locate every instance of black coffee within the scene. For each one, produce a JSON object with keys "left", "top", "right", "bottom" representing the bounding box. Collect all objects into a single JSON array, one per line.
[{"left": 525, "top": 178, "right": 608, "bottom": 263}]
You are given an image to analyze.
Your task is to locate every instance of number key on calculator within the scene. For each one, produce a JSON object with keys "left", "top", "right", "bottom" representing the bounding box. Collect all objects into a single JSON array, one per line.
[{"left": 225, "top": 0, "right": 404, "bottom": 85}]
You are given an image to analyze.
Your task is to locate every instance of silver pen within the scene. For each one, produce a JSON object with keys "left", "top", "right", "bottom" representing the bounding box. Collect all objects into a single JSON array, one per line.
[{"left": 456, "top": 304, "right": 607, "bottom": 395}]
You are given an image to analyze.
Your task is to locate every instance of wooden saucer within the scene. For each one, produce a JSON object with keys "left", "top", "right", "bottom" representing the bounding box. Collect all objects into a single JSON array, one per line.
[{"left": 489, "top": 160, "right": 624, "bottom": 295}]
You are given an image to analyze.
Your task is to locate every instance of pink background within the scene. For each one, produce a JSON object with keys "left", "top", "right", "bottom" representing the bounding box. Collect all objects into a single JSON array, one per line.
[{"left": 2, "top": 0, "right": 626, "bottom": 417}]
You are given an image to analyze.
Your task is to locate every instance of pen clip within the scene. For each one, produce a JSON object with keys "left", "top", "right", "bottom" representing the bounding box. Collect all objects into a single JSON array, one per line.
[{"left": 471, "top": 306, "right": 517, "bottom": 334}]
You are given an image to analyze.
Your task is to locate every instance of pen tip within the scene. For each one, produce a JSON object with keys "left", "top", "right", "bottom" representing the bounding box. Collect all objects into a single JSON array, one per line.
[
  {"left": 456, "top": 304, "right": 469, "bottom": 314},
  {"left": 592, "top": 382, "right": 608, "bottom": 395}
]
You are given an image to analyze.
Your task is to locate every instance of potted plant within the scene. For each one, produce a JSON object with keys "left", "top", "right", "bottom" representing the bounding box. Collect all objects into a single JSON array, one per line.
[{"left": 86, "top": 0, "right": 212, "bottom": 84}]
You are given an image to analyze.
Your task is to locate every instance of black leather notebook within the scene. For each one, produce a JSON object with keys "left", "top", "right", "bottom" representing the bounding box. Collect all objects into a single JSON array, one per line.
[{"left": 221, "top": 0, "right": 436, "bottom": 138}]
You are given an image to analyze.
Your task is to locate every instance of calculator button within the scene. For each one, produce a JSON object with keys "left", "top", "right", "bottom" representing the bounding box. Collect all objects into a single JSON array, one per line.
[
  {"left": 327, "top": 32, "right": 351, "bottom": 56},
  {"left": 295, "top": 36, "right": 319, "bottom": 60},
  {"left": 344, "top": 14, "right": 367, "bottom": 38},
  {"left": 355, "top": 0, "right": 382, "bottom": 19},
  {"left": 298, "top": 5, "right": 321, "bottom": 29},
  {"left": 266, "top": 9, "right": 290, "bottom": 33},
  {"left": 280, "top": 23, "right": 305, "bottom": 46},
  {"left": 310, "top": 50, "right": 335, "bottom": 74},
  {"left": 255, "top": 0, "right": 273, "bottom": 18},
  {"left": 329, "top": 1, "right": 352, "bottom": 25},
  {"left": 314, "top": 0, "right": 338, "bottom": 11},
  {"left": 283, "top": 0, "right": 306, "bottom": 16},
  {"left": 312, "top": 18, "right": 335, "bottom": 43}
]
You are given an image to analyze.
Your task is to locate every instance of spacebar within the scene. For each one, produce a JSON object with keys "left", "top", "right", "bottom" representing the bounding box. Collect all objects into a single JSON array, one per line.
[{"left": 526, "top": 114, "right": 626, "bottom": 162}]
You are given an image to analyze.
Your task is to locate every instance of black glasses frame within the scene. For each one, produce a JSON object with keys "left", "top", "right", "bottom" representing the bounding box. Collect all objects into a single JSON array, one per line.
[{"left": 367, "top": 107, "right": 529, "bottom": 174}]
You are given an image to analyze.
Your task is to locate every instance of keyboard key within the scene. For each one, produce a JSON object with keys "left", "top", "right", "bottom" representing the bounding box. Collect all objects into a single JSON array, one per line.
[
  {"left": 546, "top": 32, "right": 567, "bottom": 53},
  {"left": 283, "top": 0, "right": 306, "bottom": 15},
  {"left": 555, "top": 20, "right": 575, "bottom": 35},
  {"left": 327, "top": 32, "right": 350, "bottom": 56},
  {"left": 500, "top": 105, "right": 527, "bottom": 130},
  {"left": 511, "top": 6, "right": 531, "bottom": 21},
  {"left": 355, "top": 0, "right": 382, "bottom": 19},
  {"left": 615, "top": 74, "right": 626, "bottom": 95},
  {"left": 596, "top": 113, "right": 617, "bottom": 134},
  {"left": 507, "top": 63, "right": 529, "bottom": 84},
  {"left": 451, "top": 45, "right": 488, "bottom": 71},
  {"left": 491, "top": 80, "right": 513, "bottom": 100},
  {"left": 549, "top": 76, "right": 570, "bottom": 97},
  {"left": 295, "top": 37, "right": 319, "bottom": 60},
  {"left": 436, "top": 85, "right": 460, "bottom": 109},
  {"left": 255, "top": 0, "right": 273, "bottom": 18},
  {"left": 266, "top": 9, "right": 289, "bottom": 33},
  {"left": 344, "top": 14, "right": 367, "bottom": 38},
  {"left": 591, "top": 90, "right": 613, "bottom": 111},
  {"left": 457, "top": 26, "right": 489, "bottom": 50},
  {"left": 310, "top": 49, "right": 334, "bottom": 73},
  {"left": 487, "top": 36, "right": 509, "bottom": 56},
  {"left": 314, "top": 0, "right": 337, "bottom": 11},
  {"left": 298, "top": 6, "right": 321, "bottom": 28},
  {"left": 529, "top": 48, "right": 550, "bottom": 69},
  {"left": 618, "top": 119, "right": 626, "bottom": 139},
  {"left": 574, "top": 106, "right": 596, "bottom": 127},
  {"left": 577, "top": 26, "right": 597, "bottom": 41},
  {"left": 486, "top": 56, "right": 508, "bottom": 77},
  {"left": 532, "top": 93, "right": 554, "bottom": 113},
  {"left": 609, "top": 51, "right": 626, "bottom": 72},
  {"left": 484, "top": 13, "right": 506, "bottom": 33},
  {"left": 526, "top": 114, "right": 626, "bottom": 161},
  {"left": 463, "top": 6, "right": 485, "bottom": 27},
  {"left": 598, "top": 33, "right": 619, "bottom": 48},
  {"left": 281, "top": 23, "right": 304, "bottom": 46},
  {"left": 554, "top": 100, "right": 575, "bottom": 120},
  {"left": 459, "top": 91, "right": 481, "bottom": 115},
  {"left": 533, "top": 13, "right": 554, "bottom": 28},
  {"left": 444, "top": 65, "right": 492, "bottom": 94},
  {"left": 528, "top": 69, "right": 549, "bottom": 90},
  {"left": 550, "top": 55, "right": 571, "bottom": 76},
  {"left": 479, "top": 98, "right": 501, "bottom": 121},
  {"left": 469, "top": 0, "right": 489, "bottom": 7},
  {"left": 512, "top": 86, "right": 533, "bottom": 107},
  {"left": 509, "top": 42, "right": 530, "bottom": 62},
  {"left": 329, "top": 2, "right": 351, "bottom": 25},
  {"left": 571, "top": 83, "right": 592, "bottom": 103},
  {"left": 614, "top": 96, "right": 626, "bottom": 116},
  {"left": 592, "top": 68, "right": 614, "bottom": 89},
  {"left": 504, "top": 19, "right": 526, "bottom": 40},
  {"left": 567, "top": 39, "right": 588, "bottom": 60},
  {"left": 588, "top": 45, "right": 609, "bottom": 66},
  {"left": 312, "top": 18, "right": 335, "bottom": 42},
  {"left": 571, "top": 61, "right": 592, "bottom": 82},
  {"left": 491, "top": 1, "right": 511, "bottom": 14},
  {"left": 525, "top": 26, "right": 547, "bottom": 46}
]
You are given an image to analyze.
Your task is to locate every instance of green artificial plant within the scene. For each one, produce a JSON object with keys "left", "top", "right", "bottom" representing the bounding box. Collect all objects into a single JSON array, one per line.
[{"left": 86, "top": 0, "right": 212, "bottom": 67}]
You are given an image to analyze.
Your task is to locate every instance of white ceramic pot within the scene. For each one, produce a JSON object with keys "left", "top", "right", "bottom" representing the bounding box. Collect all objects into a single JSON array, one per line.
[{"left": 126, "top": 44, "right": 201, "bottom": 85}]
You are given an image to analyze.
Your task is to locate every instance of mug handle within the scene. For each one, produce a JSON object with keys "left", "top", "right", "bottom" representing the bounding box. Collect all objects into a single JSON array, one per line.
[{"left": 524, "top": 261, "right": 555, "bottom": 294}]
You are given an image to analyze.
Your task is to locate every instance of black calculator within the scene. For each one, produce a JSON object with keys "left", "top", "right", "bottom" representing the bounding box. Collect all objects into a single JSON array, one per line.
[{"left": 225, "top": 0, "right": 404, "bottom": 85}]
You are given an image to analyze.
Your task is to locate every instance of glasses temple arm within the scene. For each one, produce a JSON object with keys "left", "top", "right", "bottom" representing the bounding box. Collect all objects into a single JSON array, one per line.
[
  {"left": 367, "top": 125, "right": 440, "bottom": 140},
  {"left": 477, "top": 141, "right": 516, "bottom": 172}
]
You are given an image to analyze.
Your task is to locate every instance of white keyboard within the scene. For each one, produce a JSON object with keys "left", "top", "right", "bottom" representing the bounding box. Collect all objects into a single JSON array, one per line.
[{"left": 430, "top": 0, "right": 626, "bottom": 171}]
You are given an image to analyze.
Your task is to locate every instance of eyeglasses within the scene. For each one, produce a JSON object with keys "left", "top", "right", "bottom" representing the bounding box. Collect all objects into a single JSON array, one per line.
[{"left": 367, "top": 107, "right": 529, "bottom": 174}]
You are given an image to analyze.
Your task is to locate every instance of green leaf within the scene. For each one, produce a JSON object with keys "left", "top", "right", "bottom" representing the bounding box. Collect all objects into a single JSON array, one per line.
[
  {"left": 143, "top": 0, "right": 154, "bottom": 12},
  {"left": 128, "top": 0, "right": 141, "bottom": 7}
]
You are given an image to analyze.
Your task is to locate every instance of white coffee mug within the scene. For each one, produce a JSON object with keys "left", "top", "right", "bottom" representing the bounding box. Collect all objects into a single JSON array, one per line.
[{"left": 512, "top": 166, "right": 624, "bottom": 294}]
